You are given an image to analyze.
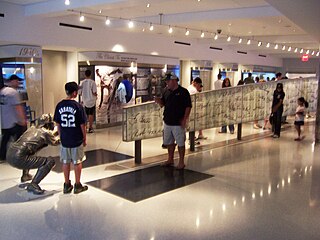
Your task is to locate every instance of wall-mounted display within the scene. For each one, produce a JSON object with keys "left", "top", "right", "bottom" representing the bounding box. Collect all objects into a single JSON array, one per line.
[{"left": 94, "top": 65, "right": 136, "bottom": 127}]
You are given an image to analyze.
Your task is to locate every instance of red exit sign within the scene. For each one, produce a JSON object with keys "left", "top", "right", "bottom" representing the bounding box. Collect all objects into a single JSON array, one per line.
[{"left": 301, "top": 54, "right": 309, "bottom": 62}]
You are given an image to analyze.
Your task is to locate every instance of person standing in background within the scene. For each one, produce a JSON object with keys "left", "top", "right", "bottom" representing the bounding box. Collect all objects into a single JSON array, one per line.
[
  {"left": 187, "top": 77, "right": 205, "bottom": 140},
  {"left": 244, "top": 72, "right": 254, "bottom": 85},
  {"left": 214, "top": 73, "right": 223, "bottom": 90},
  {"left": 219, "top": 78, "right": 234, "bottom": 134},
  {"left": 54, "top": 82, "right": 88, "bottom": 194},
  {"left": 271, "top": 82, "right": 285, "bottom": 138},
  {"left": 79, "top": 70, "right": 97, "bottom": 133},
  {"left": 294, "top": 97, "right": 308, "bottom": 141},
  {"left": 0, "top": 75, "right": 30, "bottom": 181}
]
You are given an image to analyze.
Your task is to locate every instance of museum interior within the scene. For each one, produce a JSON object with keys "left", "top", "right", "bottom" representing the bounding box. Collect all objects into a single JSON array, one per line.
[{"left": 0, "top": 0, "right": 320, "bottom": 239}]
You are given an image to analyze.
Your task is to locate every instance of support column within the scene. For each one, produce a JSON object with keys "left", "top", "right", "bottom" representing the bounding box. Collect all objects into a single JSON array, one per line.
[
  {"left": 237, "top": 123, "right": 242, "bottom": 140},
  {"left": 189, "top": 131, "right": 195, "bottom": 151},
  {"left": 134, "top": 140, "right": 142, "bottom": 164},
  {"left": 314, "top": 62, "right": 320, "bottom": 143}
]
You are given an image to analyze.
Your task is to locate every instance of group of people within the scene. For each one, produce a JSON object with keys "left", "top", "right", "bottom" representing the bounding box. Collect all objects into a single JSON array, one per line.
[{"left": 1, "top": 70, "right": 309, "bottom": 194}]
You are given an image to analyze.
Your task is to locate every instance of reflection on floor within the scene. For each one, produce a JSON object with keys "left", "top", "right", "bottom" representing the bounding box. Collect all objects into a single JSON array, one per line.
[
  {"left": 52, "top": 149, "right": 133, "bottom": 173},
  {"left": 1, "top": 119, "right": 320, "bottom": 240},
  {"left": 87, "top": 165, "right": 213, "bottom": 202}
]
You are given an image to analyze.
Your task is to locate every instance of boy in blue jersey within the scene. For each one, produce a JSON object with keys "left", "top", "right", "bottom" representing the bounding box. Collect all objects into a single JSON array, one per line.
[{"left": 54, "top": 82, "right": 88, "bottom": 194}]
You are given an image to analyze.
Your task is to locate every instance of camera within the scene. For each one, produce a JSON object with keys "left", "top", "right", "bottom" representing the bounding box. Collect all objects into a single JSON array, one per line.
[{"left": 217, "top": 29, "right": 222, "bottom": 34}]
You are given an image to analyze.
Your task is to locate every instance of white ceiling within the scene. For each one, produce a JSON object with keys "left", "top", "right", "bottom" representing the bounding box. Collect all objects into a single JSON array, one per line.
[{"left": 1, "top": 0, "right": 320, "bottom": 58}]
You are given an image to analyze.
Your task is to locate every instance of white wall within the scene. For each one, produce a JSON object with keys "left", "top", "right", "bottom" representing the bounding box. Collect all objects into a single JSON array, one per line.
[{"left": 42, "top": 50, "right": 67, "bottom": 114}]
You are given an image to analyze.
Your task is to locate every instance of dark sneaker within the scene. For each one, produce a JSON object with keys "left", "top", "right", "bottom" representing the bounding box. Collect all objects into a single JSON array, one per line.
[
  {"left": 27, "top": 182, "right": 45, "bottom": 195},
  {"left": 63, "top": 181, "right": 73, "bottom": 194},
  {"left": 21, "top": 173, "right": 33, "bottom": 182},
  {"left": 74, "top": 183, "right": 88, "bottom": 194}
]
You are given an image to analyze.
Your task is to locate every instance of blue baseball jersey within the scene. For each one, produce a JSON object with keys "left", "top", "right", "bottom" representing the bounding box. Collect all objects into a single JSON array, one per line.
[{"left": 54, "top": 99, "right": 87, "bottom": 148}]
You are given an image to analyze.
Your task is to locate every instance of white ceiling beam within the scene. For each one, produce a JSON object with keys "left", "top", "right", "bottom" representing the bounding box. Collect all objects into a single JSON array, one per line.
[
  {"left": 24, "top": 0, "right": 125, "bottom": 16},
  {"left": 133, "top": 6, "right": 282, "bottom": 25},
  {"left": 265, "top": 0, "right": 320, "bottom": 42}
]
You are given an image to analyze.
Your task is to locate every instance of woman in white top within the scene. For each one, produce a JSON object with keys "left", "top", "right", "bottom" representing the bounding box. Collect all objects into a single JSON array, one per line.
[{"left": 294, "top": 97, "right": 309, "bottom": 141}]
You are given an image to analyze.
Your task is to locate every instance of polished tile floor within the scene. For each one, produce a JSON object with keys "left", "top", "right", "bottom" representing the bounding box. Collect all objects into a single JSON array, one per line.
[{"left": 0, "top": 119, "right": 320, "bottom": 240}]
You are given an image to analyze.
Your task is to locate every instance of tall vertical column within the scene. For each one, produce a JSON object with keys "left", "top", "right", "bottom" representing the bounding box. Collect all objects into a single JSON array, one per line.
[{"left": 314, "top": 61, "right": 320, "bottom": 143}]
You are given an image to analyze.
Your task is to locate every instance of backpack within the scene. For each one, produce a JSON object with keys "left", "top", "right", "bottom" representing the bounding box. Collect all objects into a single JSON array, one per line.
[{"left": 122, "top": 79, "right": 133, "bottom": 103}]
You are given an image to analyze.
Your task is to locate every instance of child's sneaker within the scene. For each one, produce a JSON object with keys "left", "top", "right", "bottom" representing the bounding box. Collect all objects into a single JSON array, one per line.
[
  {"left": 74, "top": 183, "right": 88, "bottom": 194},
  {"left": 63, "top": 181, "right": 73, "bottom": 194}
]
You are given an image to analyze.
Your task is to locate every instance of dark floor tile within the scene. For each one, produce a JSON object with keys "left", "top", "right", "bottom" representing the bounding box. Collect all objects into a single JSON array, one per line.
[
  {"left": 52, "top": 149, "right": 133, "bottom": 173},
  {"left": 87, "top": 165, "right": 213, "bottom": 202}
]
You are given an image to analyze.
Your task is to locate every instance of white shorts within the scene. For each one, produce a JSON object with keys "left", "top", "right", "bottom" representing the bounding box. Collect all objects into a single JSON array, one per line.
[
  {"left": 163, "top": 122, "right": 186, "bottom": 147},
  {"left": 60, "top": 145, "right": 86, "bottom": 165}
]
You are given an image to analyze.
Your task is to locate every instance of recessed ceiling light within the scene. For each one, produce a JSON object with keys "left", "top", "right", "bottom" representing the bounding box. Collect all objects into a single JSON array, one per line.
[
  {"left": 258, "top": 41, "right": 262, "bottom": 47},
  {"left": 274, "top": 44, "right": 278, "bottom": 49},
  {"left": 306, "top": 50, "right": 310, "bottom": 54},
  {"left": 168, "top": 26, "right": 173, "bottom": 33},
  {"left": 98, "top": 9, "right": 102, "bottom": 14},
  {"left": 185, "top": 29, "right": 190, "bottom": 36},
  {"left": 282, "top": 45, "right": 286, "bottom": 51},
  {"left": 247, "top": 39, "right": 251, "bottom": 45},
  {"left": 227, "top": 36, "right": 231, "bottom": 41},
  {"left": 146, "top": 3, "right": 150, "bottom": 8},
  {"left": 201, "top": 31, "right": 205, "bottom": 38},
  {"left": 65, "top": 0, "right": 70, "bottom": 6},
  {"left": 105, "top": 17, "right": 110, "bottom": 25},
  {"left": 238, "top": 38, "right": 242, "bottom": 44},
  {"left": 128, "top": 20, "right": 134, "bottom": 28},
  {"left": 316, "top": 51, "right": 319, "bottom": 57},
  {"left": 149, "top": 23, "right": 154, "bottom": 31},
  {"left": 300, "top": 49, "right": 304, "bottom": 54},
  {"left": 266, "top": 43, "right": 270, "bottom": 48},
  {"left": 214, "top": 34, "right": 218, "bottom": 40}
]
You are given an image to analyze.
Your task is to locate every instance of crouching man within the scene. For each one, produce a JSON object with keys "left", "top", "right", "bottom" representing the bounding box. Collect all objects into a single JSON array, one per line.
[{"left": 6, "top": 114, "right": 60, "bottom": 195}]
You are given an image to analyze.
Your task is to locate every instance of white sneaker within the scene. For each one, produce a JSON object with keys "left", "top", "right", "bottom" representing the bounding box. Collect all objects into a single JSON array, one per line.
[{"left": 273, "top": 134, "right": 279, "bottom": 138}]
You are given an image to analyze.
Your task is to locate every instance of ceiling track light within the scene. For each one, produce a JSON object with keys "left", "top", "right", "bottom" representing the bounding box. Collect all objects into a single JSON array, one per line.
[
  {"left": 146, "top": 3, "right": 150, "bottom": 8},
  {"left": 238, "top": 38, "right": 242, "bottom": 44},
  {"left": 149, "top": 23, "right": 154, "bottom": 31},
  {"left": 79, "top": 12, "right": 84, "bottom": 22},
  {"left": 282, "top": 45, "right": 286, "bottom": 51},
  {"left": 105, "top": 17, "right": 110, "bottom": 25},
  {"left": 287, "top": 46, "right": 292, "bottom": 52},
  {"left": 294, "top": 48, "right": 298, "bottom": 53},
  {"left": 311, "top": 51, "right": 315, "bottom": 55},
  {"left": 258, "top": 41, "right": 262, "bottom": 47},
  {"left": 306, "top": 50, "right": 310, "bottom": 54},
  {"left": 201, "top": 31, "right": 205, "bottom": 38},
  {"left": 247, "top": 39, "right": 251, "bottom": 45},
  {"left": 227, "top": 36, "right": 231, "bottom": 42},
  {"left": 185, "top": 29, "right": 190, "bottom": 36},
  {"left": 274, "top": 44, "right": 278, "bottom": 49},
  {"left": 214, "top": 34, "right": 218, "bottom": 40},
  {"left": 65, "top": 0, "right": 70, "bottom": 6},
  {"left": 316, "top": 51, "right": 319, "bottom": 57},
  {"left": 266, "top": 43, "right": 270, "bottom": 48},
  {"left": 300, "top": 49, "right": 304, "bottom": 54},
  {"left": 168, "top": 26, "right": 173, "bottom": 33}
]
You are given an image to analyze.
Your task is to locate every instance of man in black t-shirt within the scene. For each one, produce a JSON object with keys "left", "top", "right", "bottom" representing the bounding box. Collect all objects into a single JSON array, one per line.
[
  {"left": 54, "top": 82, "right": 88, "bottom": 194},
  {"left": 154, "top": 73, "right": 192, "bottom": 170},
  {"left": 271, "top": 82, "right": 285, "bottom": 138}
]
